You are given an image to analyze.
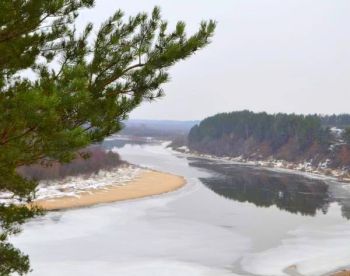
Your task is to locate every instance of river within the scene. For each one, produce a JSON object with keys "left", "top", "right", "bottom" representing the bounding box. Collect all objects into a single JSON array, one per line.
[{"left": 11, "top": 139, "right": 350, "bottom": 276}]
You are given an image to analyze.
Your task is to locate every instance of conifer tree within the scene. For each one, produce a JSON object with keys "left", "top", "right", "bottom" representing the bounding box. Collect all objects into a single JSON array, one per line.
[{"left": 0, "top": 1, "right": 215, "bottom": 274}]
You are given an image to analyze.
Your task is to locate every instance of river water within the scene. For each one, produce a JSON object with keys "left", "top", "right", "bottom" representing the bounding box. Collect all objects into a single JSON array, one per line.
[{"left": 11, "top": 139, "right": 350, "bottom": 276}]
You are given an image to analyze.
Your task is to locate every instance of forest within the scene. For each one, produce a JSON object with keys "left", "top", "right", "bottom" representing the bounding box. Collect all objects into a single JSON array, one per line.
[{"left": 188, "top": 111, "right": 350, "bottom": 167}]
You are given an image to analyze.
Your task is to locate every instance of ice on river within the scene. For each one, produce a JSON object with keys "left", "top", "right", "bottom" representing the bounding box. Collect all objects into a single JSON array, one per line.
[{"left": 10, "top": 141, "right": 350, "bottom": 276}]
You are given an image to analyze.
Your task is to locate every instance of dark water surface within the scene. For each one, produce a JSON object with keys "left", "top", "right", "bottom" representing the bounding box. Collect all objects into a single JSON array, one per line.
[{"left": 188, "top": 157, "right": 350, "bottom": 219}]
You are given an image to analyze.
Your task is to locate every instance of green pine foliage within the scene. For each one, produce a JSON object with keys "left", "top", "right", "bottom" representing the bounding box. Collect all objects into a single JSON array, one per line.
[{"left": 0, "top": 1, "right": 215, "bottom": 274}]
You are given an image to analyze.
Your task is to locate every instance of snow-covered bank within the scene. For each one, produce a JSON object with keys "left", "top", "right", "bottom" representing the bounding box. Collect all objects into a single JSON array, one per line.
[
  {"left": 34, "top": 170, "right": 185, "bottom": 210},
  {"left": 0, "top": 165, "right": 143, "bottom": 205},
  {"left": 172, "top": 145, "right": 350, "bottom": 184}
]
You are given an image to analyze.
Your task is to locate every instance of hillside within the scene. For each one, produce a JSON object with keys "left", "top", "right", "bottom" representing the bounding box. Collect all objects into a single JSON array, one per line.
[
  {"left": 120, "top": 119, "right": 199, "bottom": 138},
  {"left": 188, "top": 111, "right": 350, "bottom": 170}
]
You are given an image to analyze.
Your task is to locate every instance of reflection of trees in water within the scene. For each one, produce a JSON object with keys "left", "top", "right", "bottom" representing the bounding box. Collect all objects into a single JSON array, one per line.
[
  {"left": 340, "top": 201, "right": 350, "bottom": 220},
  {"left": 189, "top": 158, "right": 333, "bottom": 217}
]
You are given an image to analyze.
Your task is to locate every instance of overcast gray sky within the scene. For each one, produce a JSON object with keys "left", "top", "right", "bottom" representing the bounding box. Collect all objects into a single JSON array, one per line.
[{"left": 78, "top": 0, "right": 350, "bottom": 120}]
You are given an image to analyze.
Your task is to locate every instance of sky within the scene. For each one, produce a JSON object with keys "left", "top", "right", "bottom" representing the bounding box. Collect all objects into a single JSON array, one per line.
[{"left": 77, "top": 0, "right": 350, "bottom": 120}]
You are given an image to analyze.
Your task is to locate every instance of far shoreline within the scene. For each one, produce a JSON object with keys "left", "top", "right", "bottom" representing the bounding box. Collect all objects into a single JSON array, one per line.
[
  {"left": 172, "top": 146, "right": 350, "bottom": 184},
  {"left": 332, "top": 270, "right": 350, "bottom": 276},
  {"left": 32, "top": 170, "right": 186, "bottom": 211}
]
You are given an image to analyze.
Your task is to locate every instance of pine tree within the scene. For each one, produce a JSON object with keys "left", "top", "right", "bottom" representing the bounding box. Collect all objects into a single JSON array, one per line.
[{"left": 0, "top": 1, "right": 215, "bottom": 274}]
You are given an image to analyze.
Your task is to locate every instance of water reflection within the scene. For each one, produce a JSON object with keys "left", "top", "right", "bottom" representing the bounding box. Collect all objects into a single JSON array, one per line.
[
  {"left": 340, "top": 200, "right": 350, "bottom": 220},
  {"left": 101, "top": 136, "right": 350, "bottom": 220},
  {"left": 188, "top": 158, "right": 334, "bottom": 217}
]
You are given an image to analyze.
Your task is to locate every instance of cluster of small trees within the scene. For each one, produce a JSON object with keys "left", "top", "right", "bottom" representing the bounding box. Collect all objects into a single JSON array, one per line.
[
  {"left": 18, "top": 147, "right": 124, "bottom": 181},
  {"left": 189, "top": 111, "right": 330, "bottom": 155}
]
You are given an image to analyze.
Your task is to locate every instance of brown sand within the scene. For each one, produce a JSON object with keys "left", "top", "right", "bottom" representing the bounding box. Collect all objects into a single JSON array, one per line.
[
  {"left": 333, "top": 271, "right": 350, "bottom": 276},
  {"left": 32, "top": 170, "right": 185, "bottom": 211}
]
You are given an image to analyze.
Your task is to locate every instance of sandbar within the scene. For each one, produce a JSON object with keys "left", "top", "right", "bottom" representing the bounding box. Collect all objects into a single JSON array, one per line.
[
  {"left": 33, "top": 170, "right": 185, "bottom": 210},
  {"left": 333, "top": 271, "right": 350, "bottom": 276}
]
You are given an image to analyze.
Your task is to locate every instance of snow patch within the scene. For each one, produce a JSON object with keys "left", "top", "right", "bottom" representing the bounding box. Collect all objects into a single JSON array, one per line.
[{"left": 0, "top": 166, "right": 143, "bottom": 204}]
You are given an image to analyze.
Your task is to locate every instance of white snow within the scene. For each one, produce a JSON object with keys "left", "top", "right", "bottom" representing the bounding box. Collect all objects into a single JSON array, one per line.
[
  {"left": 330, "top": 127, "right": 344, "bottom": 137},
  {"left": 0, "top": 166, "right": 143, "bottom": 204}
]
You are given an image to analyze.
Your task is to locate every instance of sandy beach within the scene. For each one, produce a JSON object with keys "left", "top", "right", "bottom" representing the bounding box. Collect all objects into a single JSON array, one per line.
[
  {"left": 333, "top": 271, "right": 350, "bottom": 276},
  {"left": 32, "top": 170, "right": 185, "bottom": 210}
]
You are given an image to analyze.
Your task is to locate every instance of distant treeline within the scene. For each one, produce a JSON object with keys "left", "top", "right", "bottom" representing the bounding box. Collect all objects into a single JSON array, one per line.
[
  {"left": 188, "top": 111, "right": 350, "bottom": 166},
  {"left": 320, "top": 114, "right": 350, "bottom": 128},
  {"left": 120, "top": 119, "right": 198, "bottom": 138},
  {"left": 18, "top": 147, "right": 124, "bottom": 181}
]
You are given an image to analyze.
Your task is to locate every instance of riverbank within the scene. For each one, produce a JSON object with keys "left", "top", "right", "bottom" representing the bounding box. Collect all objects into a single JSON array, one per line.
[
  {"left": 332, "top": 270, "right": 350, "bottom": 276},
  {"left": 172, "top": 146, "right": 350, "bottom": 183},
  {"left": 32, "top": 170, "right": 186, "bottom": 210}
]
